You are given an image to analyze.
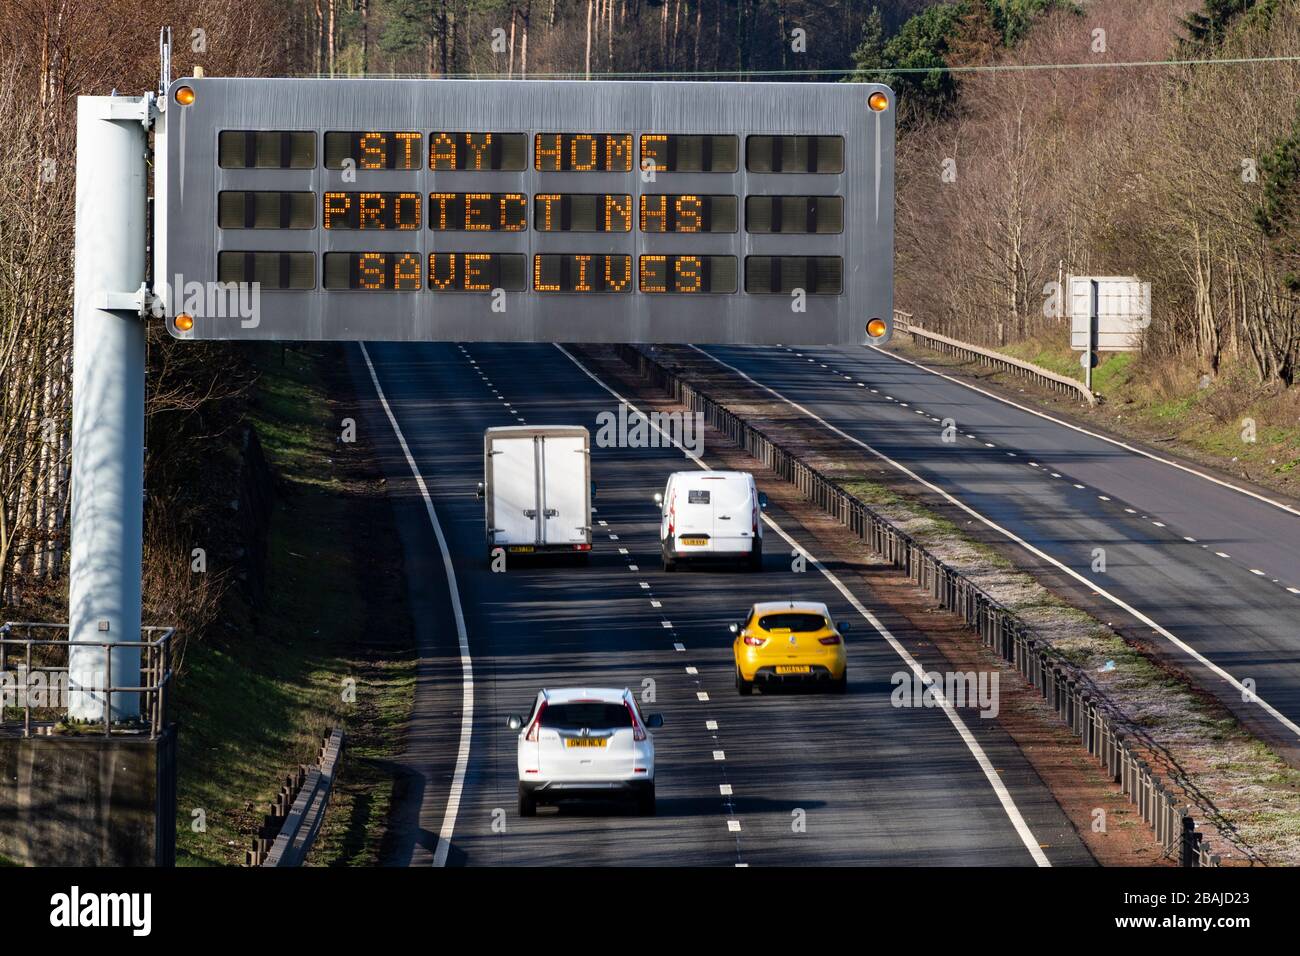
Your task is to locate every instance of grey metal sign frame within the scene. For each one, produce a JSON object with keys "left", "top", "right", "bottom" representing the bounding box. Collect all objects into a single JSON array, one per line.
[{"left": 155, "top": 77, "right": 894, "bottom": 344}]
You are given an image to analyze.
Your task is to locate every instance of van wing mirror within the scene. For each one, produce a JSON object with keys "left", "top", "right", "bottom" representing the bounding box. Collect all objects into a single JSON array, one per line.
[
  {"left": 758, "top": 491, "right": 769, "bottom": 510},
  {"left": 506, "top": 714, "right": 523, "bottom": 731},
  {"left": 653, "top": 492, "right": 664, "bottom": 506},
  {"left": 476, "top": 481, "right": 485, "bottom": 499},
  {"left": 590, "top": 481, "right": 597, "bottom": 499},
  {"left": 645, "top": 713, "right": 664, "bottom": 729}
]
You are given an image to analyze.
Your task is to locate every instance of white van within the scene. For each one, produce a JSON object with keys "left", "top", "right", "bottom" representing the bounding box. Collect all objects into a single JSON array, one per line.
[{"left": 654, "top": 471, "right": 767, "bottom": 571}]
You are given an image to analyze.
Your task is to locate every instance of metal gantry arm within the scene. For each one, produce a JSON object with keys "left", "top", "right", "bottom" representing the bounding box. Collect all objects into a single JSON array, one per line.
[{"left": 67, "top": 93, "right": 155, "bottom": 721}]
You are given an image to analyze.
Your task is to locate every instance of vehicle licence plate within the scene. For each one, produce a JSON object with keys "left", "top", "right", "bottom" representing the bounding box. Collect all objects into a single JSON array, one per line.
[
  {"left": 775, "top": 665, "right": 811, "bottom": 674},
  {"left": 680, "top": 536, "right": 708, "bottom": 546},
  {"left": 565, "top": 738, "right": 607, "bottom": 748},
  {"left": 508, "top": 546, "right": 535, "bottom": 553}
]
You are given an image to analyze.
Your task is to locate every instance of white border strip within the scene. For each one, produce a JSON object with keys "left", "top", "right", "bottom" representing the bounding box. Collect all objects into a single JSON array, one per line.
[
  {"left": 695, "top": 345, "right": 1300, "bottom": 743},
  {"left": 869, "top": 344, "right": 1300, "bottom": 519},
  {"left": 360, "top": 343, "right": 474, "bottom": 868},
  {"left": 556, "top": 344, "right": 1052, "bottom": 867}
]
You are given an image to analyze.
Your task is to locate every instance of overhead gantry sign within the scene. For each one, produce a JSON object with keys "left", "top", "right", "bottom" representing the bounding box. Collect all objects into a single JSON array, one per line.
[{"left": 154, "top": 78, "right": 895, "bottom": 345}]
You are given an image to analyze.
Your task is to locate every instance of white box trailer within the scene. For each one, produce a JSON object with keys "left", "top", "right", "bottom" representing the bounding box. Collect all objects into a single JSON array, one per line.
[{"left": 478, "top": 426, "right": 592, "bottom": 560}]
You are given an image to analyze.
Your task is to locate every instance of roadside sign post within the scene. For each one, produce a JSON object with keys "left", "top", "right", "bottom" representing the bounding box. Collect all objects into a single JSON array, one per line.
[
  {"left": 1087, "top": 278, "right": 1098, "bottom": 393},
  {"left": 67, "top": 95, "right": 154, "bottom": 720},
  {"left": 1069, "top": 275, "right": 1150, "bottom": 391}
]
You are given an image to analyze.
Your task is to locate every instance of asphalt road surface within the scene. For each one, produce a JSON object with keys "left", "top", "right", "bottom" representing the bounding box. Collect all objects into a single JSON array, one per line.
[
  {"left": 700, "top": 343, "right": 1300, "bottom": 761},
  {"left": 346, "top": 341, "right": 1093, "bottom": 867}
]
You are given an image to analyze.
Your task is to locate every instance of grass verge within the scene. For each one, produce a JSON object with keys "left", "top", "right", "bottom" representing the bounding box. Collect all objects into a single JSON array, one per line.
[{"left": 174, "top": 344, "right": 414, "bottom": 866}]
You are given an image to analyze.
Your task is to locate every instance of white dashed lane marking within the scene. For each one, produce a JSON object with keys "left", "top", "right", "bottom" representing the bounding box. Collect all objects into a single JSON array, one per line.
[{"left": 562, "top": 342, "right": 1054, "bottom": 865}]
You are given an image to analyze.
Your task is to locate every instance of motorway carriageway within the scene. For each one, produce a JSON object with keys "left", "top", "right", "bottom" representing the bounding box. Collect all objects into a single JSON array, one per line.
[
  {"left": 346, "top": 342, "right": 1093, "bottom": 867},
  {"left": 699, "top": 344, "right": 1300, "bottom": 760}
]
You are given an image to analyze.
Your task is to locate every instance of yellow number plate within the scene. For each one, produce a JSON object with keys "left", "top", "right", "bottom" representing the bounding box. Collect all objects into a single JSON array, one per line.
[
  {"left": 680, "top": 536, "right": 708, "bottom": 546},
  {"left": 565, "top": 738, "right": 607, "bottom": 748},
  {"left": 508, "top": 545, "right": 535, "bottom": 553},
  {"left": 775, "top": 665, "right": 811, "bottom": 674}
]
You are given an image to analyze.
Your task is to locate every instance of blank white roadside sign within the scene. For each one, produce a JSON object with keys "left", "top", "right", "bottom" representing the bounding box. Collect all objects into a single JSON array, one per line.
[{"left": 1069, "top": 276, "right": 1150, "bottom": 351}]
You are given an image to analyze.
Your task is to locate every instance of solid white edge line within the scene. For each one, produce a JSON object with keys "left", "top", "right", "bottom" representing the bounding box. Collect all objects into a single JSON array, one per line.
[
  {"left": 360, "top": 343, "right": 473, "bottom": 868},
  {"left": 865, "top": 344, "right": 1300, "bottom": 519},
  {"left": 554, "top": 343, "right": 1052, "bottom": 867},
  {"left": 694, "top": 345, "right": 1300, "bottom": 743}
]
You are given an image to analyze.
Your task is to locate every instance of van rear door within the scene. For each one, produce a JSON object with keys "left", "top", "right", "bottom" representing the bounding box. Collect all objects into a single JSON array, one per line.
[
  {"left": 710, "top": 475, "right": 754, "bottom": 554},
  {"left": 491, "top": 437, "right": 539, "bottom": 547},
  {"left": 673, "top": 480, "right": 715, "bottom": 552},
  {"left": 540, "top": 434, "right": 588, "bottom": 546}
]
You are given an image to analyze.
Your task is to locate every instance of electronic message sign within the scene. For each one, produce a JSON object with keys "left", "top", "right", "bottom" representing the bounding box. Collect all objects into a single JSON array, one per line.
[{"left": 154, "top": 78, "right": 894, "bottom": 343}]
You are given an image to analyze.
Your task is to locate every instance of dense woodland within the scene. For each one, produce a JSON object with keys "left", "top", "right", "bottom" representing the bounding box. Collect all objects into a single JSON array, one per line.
[
  {"left": 881, "top": 0, "right": 1300, "bottom": 390},
  {"left": 1, "top": 0, "right": 1298, "bottom": 620}
]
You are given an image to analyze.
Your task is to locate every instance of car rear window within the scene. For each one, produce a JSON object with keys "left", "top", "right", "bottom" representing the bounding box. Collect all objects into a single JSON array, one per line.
[
  {"left": 758, "top": 612, "right": 826, "bottom": 632},
  {"left": 542, "top": 702, "right": 632, "bottom": 730}
]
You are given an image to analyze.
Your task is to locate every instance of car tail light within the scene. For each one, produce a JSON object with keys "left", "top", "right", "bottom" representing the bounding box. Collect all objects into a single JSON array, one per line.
[
  {"left": 743, "top": 635, "right": 767, "bottom": 646},
  {"left": 525, "top": 702, "right": 546, "bottom": 742},
  {"left": 626, "top": 701, "right": 647, "bottom": 741},
  {"left": 819, "top": 635, "right": 842, "bottom": 645},
  {"left": 573, "top": 543, "right": 591, "bottom": 551}
]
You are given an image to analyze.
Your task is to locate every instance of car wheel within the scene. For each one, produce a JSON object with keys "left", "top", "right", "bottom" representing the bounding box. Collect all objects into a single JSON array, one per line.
[
  {"left": 736, "top": 667, "right": 753, "bottom": 696},
  {"left": 662, "top": 554, "right": 677, "bottom": 572},
  {"left": 637, "top": 784, "right": 656, "bottom": 816},
  {"left": 831, "top": 671, "right": 848, "bottom": 695},
  {"left": 518, "top": 784, "right": 537, "bottom": 817},
  {"left": 747, "top": 541, "right": 763, "bottom": 572}
]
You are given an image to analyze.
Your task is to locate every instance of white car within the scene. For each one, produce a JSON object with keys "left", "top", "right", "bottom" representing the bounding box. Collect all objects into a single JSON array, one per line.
[
  {"left": 654, "top": 470, "right": 767, "bottom": 571},
  {"left": 508, "top": 688, "right": 662, "bottom": 816}
]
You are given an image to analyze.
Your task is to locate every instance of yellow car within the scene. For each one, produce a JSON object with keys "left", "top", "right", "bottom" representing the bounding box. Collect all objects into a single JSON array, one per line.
[{"left": 731, "top": 601, "right": 849, "bottom": 695}]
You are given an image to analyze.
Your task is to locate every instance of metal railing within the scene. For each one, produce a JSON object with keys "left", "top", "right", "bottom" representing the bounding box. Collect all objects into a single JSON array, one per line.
[
  {"left": 618, "top": 344, "right": 1218, "bottom": 866},
  {"left": 0, "top": 621, "right": 174, "bottom": 739},
  {"left": 249, "top": 728, "right": 345, "bottom": 867},
  {"left": 892, "top": 311, "right": 1097, "bottom": 406}
]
